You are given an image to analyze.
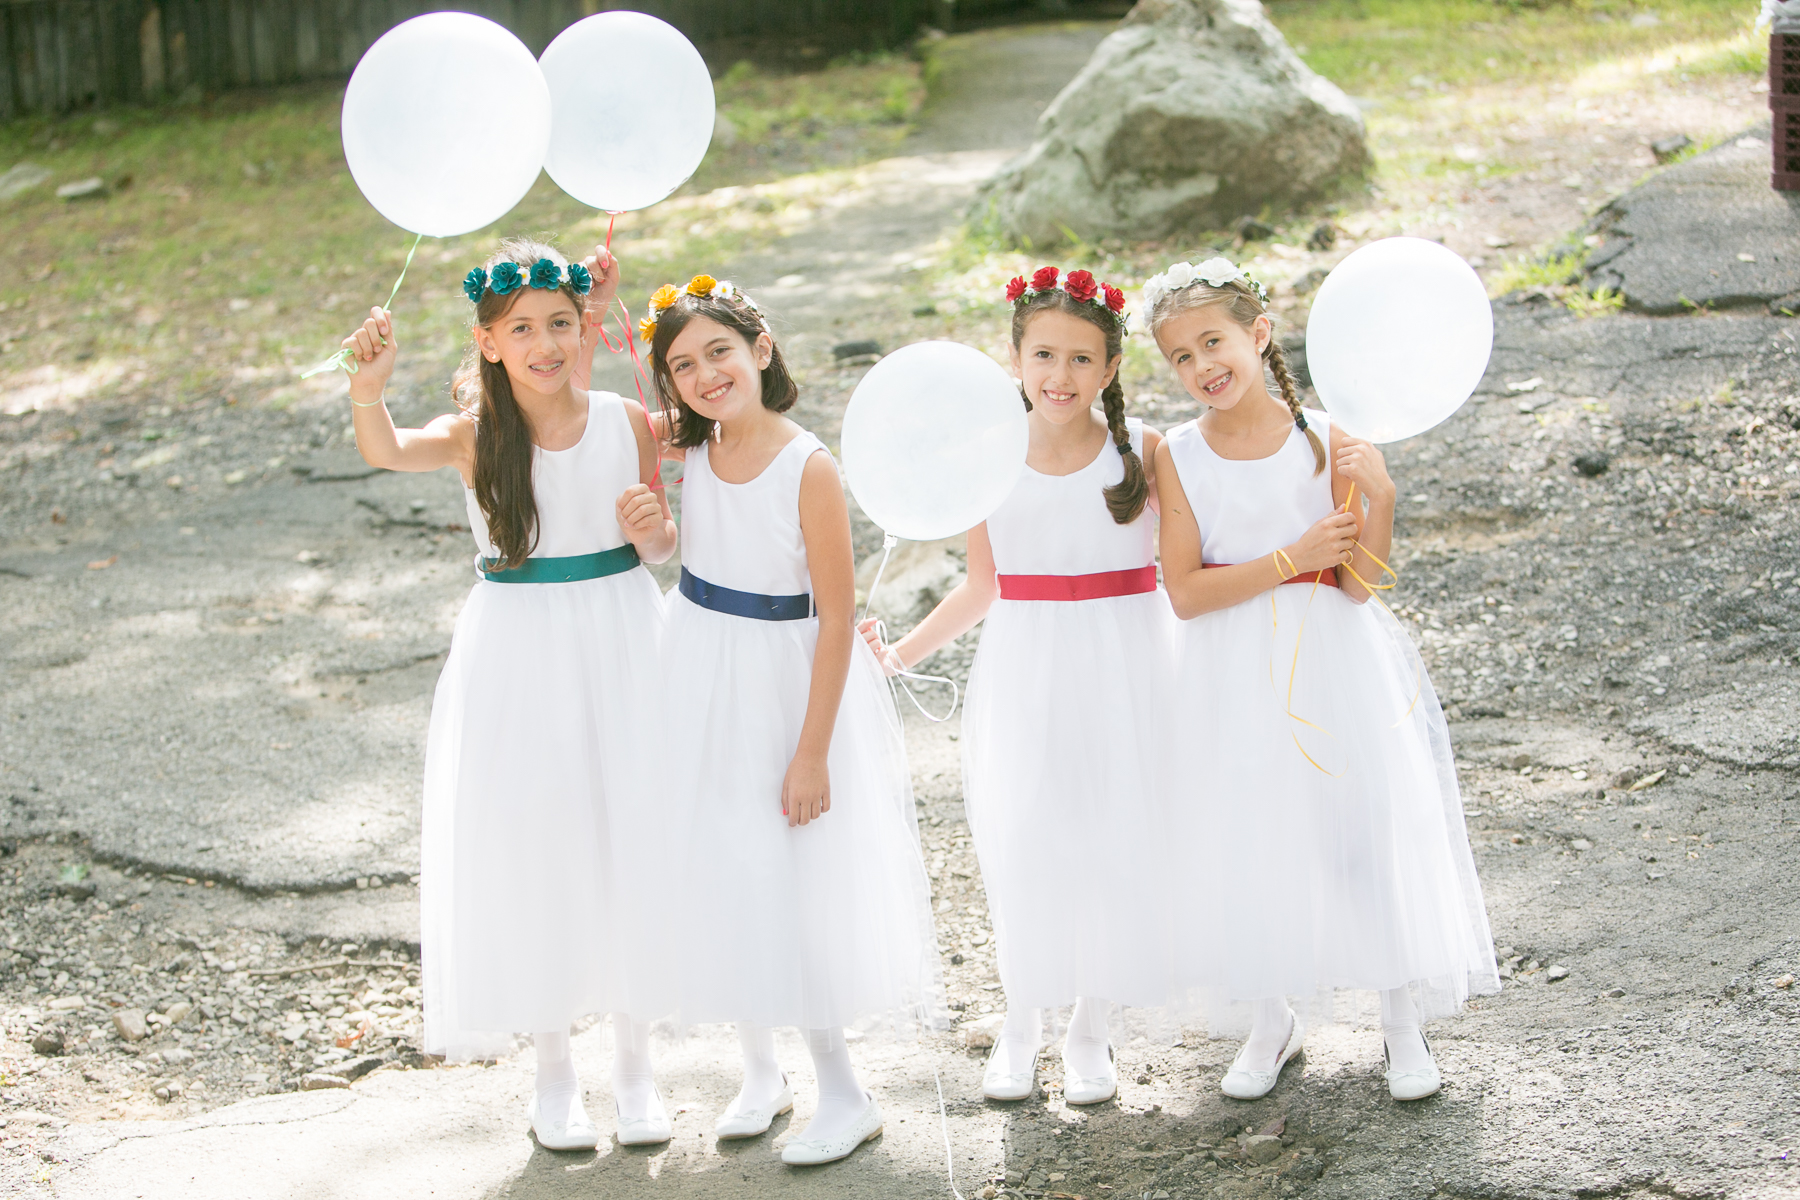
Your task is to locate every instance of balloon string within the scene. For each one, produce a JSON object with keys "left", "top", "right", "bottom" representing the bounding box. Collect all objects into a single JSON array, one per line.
[
  {"left": 588, "top": 208, "right": 661, "bottom": 437},
  {"left": 863, "top": 535, "right": 960, "bottom": 723},
  {"left": 300, "top": 232, "right": 425, "bottom": 379},
  {"left": 1336, "top": 481, "right": 1421, "bottom": 724}
]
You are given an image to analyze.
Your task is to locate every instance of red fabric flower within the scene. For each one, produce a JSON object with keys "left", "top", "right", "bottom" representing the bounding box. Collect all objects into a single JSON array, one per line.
[
  {"left": 1005, "top": 275, "right": 1028, "bottom": 302},
  {"left": 1064, "top": 270, "right": 1098, "bottom": 303},
  {"left": 1102, "top": 283, "right": 1126, "bottom": 313},
  {"left": 1029, "top": 266, "right": 1060, "bottom": 292}
]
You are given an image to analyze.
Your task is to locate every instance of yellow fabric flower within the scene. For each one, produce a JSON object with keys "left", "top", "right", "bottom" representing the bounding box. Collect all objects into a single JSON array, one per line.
[
  {"left": 685, "top": 274, "right": 718, "bottom": 297},
  {"left": 638, "top": 315, "right": 657, "bottom": 343},
  {"left": 649, "top": 284, "right": 681, "bottom": 312}
]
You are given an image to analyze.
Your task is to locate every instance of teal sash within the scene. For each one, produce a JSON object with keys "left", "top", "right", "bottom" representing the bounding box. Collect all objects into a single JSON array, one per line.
[{"left": 479, "top": 544, "right": 640, "bottom": 584}]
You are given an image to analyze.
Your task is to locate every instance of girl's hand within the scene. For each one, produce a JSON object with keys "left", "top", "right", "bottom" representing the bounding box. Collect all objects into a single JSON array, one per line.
[
  {"left": 1284, "top": 510, "right": 1359, "bottom": 575},
  {"left": 615, "top": 483, "right": 662, "bottom": 547},
  {"left": 1335, "top": 437, "right": 1395, "bottom": 503},
  {"left": 579, "top": 246, "right": 621, "bottom": 338},
  {"left": 781, "top": 751, "right": 831, "bottom": 827},
  {"left": 342, "top": 307, "right": 397, "bottom": 402},
  {"left": 855, "top": 617, "right": 904, "bottom": 678}
]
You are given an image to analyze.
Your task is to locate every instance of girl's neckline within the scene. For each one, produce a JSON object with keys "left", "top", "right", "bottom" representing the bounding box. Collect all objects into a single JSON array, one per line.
[
  {"left": 1024, "top": 413, "right": 1114, "bottom": 479},
  {"left": 532, "top": 392, "right": 593, "bottom": 455},
  {"left": 706, "top": 429, "right": 813, "bottom": 487},
  {"left": 1194, "top": 411, "right": 1305, "bottom": 464}
]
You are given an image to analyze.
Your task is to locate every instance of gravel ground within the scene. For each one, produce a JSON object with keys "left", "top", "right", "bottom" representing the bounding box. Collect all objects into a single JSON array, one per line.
[{"left": 1, "top": 20, "right": 1797, "bottom": 1200}]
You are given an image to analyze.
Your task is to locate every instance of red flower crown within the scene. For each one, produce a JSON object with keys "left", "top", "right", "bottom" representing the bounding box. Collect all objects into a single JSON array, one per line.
[{"left": 1005, "top": 266, "right": 1127, "bottom": 329}]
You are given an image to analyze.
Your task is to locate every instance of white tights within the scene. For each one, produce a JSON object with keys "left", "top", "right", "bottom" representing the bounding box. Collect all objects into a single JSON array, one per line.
[
  {"left": 733, "top": 1023, "right": 868, "bottom": 1141},
  {"left": 532, "top": 1013, "right": 658, "bottom": 1124}
]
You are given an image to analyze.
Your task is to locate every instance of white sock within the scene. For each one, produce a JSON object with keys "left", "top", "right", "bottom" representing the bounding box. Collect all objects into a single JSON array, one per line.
[
  {"left": 798, "top": 1027, "right": 868, "bottom": 1142},
  {"left": 1381, "top": 987, "right": 1432, "bottom": 1074},
  {"left": 1235, "top": 997, "right": 1294, "bottom": 1073},
  {"left": 731, "top": 1022, "right": 787, "bottom": 1110},
  {"left": 610, "top": 1013, "right": 657, "bottom": 1119},
  {"left": 534, "top": 1030, "right": 584, "bottom": 1126},
  {"left": 986, "top": 1006, "right": 1044, "bottom": 1081},
  {"left": 1063, "top": 996, "right": 1113, "bottom": 1079}
]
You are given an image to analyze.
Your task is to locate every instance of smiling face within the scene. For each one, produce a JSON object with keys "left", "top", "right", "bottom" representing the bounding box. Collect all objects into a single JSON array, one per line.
[
  {"left": 1153, "top": 301, "right": 1272, "bottom": 412},
  {"left": 473, "top": 286, "right": 587, "bottom": 400},
  {"left": 1011, "top": 307, "right": 1121, "bottom": 426},
  {"left": 662, "top": 314, "right": 774, "bottom": 425}
]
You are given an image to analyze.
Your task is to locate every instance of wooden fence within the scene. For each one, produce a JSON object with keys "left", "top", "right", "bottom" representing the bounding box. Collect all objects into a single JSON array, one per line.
[{"left": 0, "top": 0, "right": 1048, "bottom": 120}]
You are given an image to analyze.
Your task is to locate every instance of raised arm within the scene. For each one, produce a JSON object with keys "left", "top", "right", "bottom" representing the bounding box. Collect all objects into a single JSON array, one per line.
[
  {"left": 343, "top": 307, "right": 475, "bottom": 479},
  {"left": 783, "top": 449, "right": 857, "bottom": 827},
  {"left": 614, "top": 400, "right": 679, "bottom": 565},
  {"left": 1154, "top": 438, "right": 1358, "bottom": 621}
]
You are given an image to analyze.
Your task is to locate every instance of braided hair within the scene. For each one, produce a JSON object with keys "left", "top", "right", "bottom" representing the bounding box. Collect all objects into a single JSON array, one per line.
[
  {"left": 1009, "top": 289, "right": 1149, "bottom": 524},
  {"left": 1146, "top": 280, "right": 1326, "bottom": 476}
]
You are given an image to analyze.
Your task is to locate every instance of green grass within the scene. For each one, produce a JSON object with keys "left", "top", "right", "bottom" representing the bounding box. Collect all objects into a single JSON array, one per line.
[
  {"left": 1268, "top": 0, "right": 1759, "bottom": 91},
  {"left": 1489, "top": 250, "right": 1587, "bottom": 295},
  {"left": 0, "top": 51, "right": 926, "bottom": 409}
]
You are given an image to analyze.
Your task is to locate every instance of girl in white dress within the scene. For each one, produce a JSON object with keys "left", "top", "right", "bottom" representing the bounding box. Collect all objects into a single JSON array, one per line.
[
  {"left": 1144, "top": 257, "right": 1498, "bottom": 1102},
  {"left": 642, "top": 275, "right": 943, "bottom": 1165},
  {"left": 339, "top": 239, "right": 679, "bottom": 1151},
  {"left": 863, "top": 267, "right": 1179, "bottom": 1106}
]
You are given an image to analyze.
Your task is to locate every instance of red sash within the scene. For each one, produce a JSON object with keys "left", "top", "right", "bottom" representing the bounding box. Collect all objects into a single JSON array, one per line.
[{"left": 995, "top": 564, "right": 1158, "bottom": 602}]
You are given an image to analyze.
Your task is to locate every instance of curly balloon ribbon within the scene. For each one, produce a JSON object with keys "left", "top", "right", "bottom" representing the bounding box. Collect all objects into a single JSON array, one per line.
[
  {"left": 1339, "top": 481, "right": 1422, "bottom": 725},
  {"left": 863, "top": 533, "right": 960, "bottom": 723},
  {"left": 1269, "top": 481, "right": 1421, "bottom": 777},
  {"left": 299, "top": 232, "right": 425, "bottom": 379}
]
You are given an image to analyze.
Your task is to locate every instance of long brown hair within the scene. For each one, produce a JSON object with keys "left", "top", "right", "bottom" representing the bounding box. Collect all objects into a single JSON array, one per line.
[
  {"left": 647, "top": 291, "right": 798, "bottom": 450},
  {"left": 1010, "top": 289, "right": 1148, "bottom": 524},
  {"left": 451, "top": 237, "right": 590, "bottom": 570},
  {"left": 1146, "top": 279, "right": 1325, "bottom": 475}
]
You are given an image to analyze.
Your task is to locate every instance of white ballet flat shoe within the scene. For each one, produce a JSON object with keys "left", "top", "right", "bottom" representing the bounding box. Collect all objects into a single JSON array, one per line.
[
  {"left": 982, "top": 1042, "right": 1042, "bottom": 1102},
  {"left": 715, "top": 1075, "right": 794, "bottom": 1140},
  {"left": 1220, "top": 1014, "right": 1305, "bottom": 1100},
  {"left": 528, "top": 1091, "right": 599, "bottom": 1152},
  {"left": 779, "top": 1091, "right": 883, "bottom": 1166},
  {"left": 614, "top": 1086, "right": 674, "bottom": 1146},
  {"left": 1384, "top": 1034, "right": 1442, "bottom": 1102},
  {"left": 1061, "top": 1043, "right": 1117, "bottom": 1106}
]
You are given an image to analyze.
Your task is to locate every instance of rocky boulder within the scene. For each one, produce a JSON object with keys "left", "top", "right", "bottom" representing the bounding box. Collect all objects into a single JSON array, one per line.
[{"left": 975, "top": 0, "right": 1369, "bottom": 244}]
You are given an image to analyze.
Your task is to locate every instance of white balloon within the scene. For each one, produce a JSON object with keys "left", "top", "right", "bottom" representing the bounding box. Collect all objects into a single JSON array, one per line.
[
  {"left": 341, "top": 14, "right": 549, "bottom": 238},
  {"left": 842, "top": 342, "right": 1030, "bottom": 542},
  {"left": 1305, "top": 237, "right": 1494, "bottom": 444},
  {"left": 540, "top": 13, "right": 715, "bottom": 212}
]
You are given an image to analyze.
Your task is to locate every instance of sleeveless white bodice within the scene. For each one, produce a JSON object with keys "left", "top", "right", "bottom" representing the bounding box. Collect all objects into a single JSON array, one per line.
[
  {"left": 985, "top": 418, "right": 1152, "bottom": 574},
  {"left": 679, "top": 431, "right": 826, "bottom": 596},
  {"left": 463, "top": 391, "right": 638, "bottom": 560},
  {"left": 1164, "top": 408, "right": 1333, "bottom": 565}
]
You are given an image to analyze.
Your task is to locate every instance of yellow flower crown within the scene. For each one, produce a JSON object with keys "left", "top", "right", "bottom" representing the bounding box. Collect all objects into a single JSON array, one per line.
[{"left": 637, "top": 273, "right": 762, "bottom": 344}]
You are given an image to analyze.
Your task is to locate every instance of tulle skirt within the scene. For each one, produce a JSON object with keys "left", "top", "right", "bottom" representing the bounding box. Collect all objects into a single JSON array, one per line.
[
  {"left": 657, "top": 592, "right": 946, "bottom": 1035},
  {"left": 421, "top": 567, "right": 670, "bottom": 1062},
  {"left": 1172, "top": 584, "right": 1499, "bottom": 1033},
  {"left": 961, "top": 592, "right": 1182, "bottom": 1011}
]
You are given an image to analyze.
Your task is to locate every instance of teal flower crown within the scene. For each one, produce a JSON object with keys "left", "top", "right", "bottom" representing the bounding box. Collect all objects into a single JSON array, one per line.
[{"left": 463, "top": 258, "right": 592, "bottom": 304}]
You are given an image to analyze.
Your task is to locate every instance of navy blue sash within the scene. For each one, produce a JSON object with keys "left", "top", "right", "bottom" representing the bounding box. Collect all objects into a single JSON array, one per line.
[{"left": 679, "top": 567, "right": 813, "bottom": 621}]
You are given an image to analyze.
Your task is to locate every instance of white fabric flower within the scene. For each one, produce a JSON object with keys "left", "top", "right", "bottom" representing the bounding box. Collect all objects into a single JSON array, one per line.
[{"left": 1194, "top": 257, "right": 1246, "bottom": 287}]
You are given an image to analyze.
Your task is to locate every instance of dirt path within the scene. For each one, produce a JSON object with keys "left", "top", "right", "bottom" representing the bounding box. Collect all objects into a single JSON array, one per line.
[{"left": 0, "top": 17, "right": 1796, "bottom": 1200}]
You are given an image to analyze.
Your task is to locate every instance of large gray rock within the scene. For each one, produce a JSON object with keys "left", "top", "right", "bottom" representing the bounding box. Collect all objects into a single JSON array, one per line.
[{"left": 975, "top": 0, "right": 1369, "bottom": 244}]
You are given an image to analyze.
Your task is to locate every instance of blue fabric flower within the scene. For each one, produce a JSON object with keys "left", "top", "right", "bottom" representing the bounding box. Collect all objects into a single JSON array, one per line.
[
  {"left": 489, "top": 261, "right": 524, "bottom": 296},
  {"left": 462, "top": 268, "right": 488, "bottom": 303},
  {"left": 566, "top": 262, "right": 592, "bottom": 295},
  {"left": 528, "top": 258, "right": 562, "bottom": 290}
]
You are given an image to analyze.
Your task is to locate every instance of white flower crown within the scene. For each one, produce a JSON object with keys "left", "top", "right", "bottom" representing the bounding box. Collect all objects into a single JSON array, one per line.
[{"left": 1141, "top": 256, "right": 1268, "bottom": 316}]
